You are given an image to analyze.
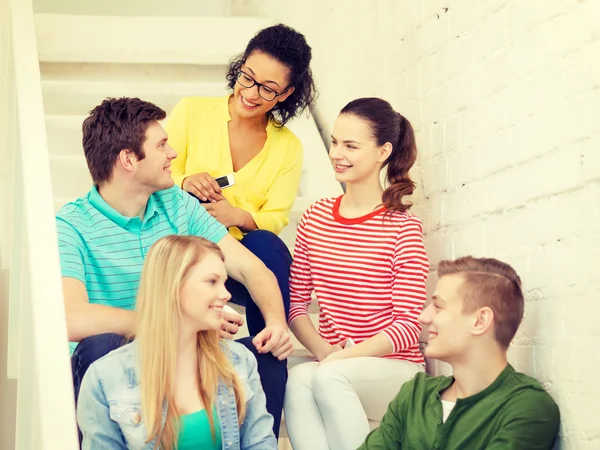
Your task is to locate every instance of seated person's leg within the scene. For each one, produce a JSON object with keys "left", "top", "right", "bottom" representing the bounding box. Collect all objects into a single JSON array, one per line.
[
  {"left": 71, "top": 333, "right": 128, "bottom": 405},
  {"left": 293, "top": 356, "right": 422, "bottom": 450},
  {"left": 236, "top": 336, "right": 288, "bottom": 439},
  {"left": 72, "top": 333, "right": 128, "bottom": 447},
  {"left": 225, "top": 230, "right": 291, "bottom": 438},
  {"left": 284, "top": 360, "right": 330, "bottom": 450},
  {"left": 227, "top": 230, "right": 292, "bottom": 335}
]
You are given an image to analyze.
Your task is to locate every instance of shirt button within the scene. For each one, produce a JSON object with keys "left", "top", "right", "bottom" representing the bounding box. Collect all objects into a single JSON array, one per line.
[
  {"left": 437, "top": 419, "right": 442, "bottom": 424},
  {"left": 434, "top": 443, "right": 440, "bottom": 449},
  {"left": 131, "top": 412, "right": 141, "bottom": 424}
]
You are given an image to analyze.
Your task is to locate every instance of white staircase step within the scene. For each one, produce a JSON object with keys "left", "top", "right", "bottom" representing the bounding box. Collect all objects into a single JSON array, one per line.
[
  {"left": 279, "top": 195, "right": 314, "bottom": 251},
  {"left": 35, "top": 14, "right": 274, "bottom": 65},
  {"left": 41, "top": 62, "right": 227, "bottom": 83},
  {"left": 46, "top": 115, "right": 85, "bottom": 157},
  {"left": 285, "top": 114, "right": 341, "bottom": 198},
  {"left": 54, "top": 198, "right": 72, "bottom": 213},
  {"left": 42, "top": 79, "right": 229, "bottom": 116},
  {"left": 34, "top": 0, "right": 232, "bottom": 17},
  {"left": 49, "top": 155, "right": 92, "bottom": 200}
]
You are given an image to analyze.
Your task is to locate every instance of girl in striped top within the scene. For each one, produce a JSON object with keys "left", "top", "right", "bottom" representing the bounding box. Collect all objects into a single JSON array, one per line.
[{"left": 284, "top": 98, "right": 429, "bottom": 450}]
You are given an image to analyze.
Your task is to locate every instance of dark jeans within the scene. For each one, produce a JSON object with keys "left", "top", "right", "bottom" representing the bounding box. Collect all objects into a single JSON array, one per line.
[
  {"left": 72, "top": 334, "right": 287, "bottom": 439},
  {"left": 226, "top": 230, "right": 292, "bottom": 335}
]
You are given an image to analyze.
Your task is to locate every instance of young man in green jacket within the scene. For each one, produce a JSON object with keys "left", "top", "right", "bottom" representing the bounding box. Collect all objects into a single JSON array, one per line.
[{"left": 359, "top": 256, "right": 560, "bottom": 450}]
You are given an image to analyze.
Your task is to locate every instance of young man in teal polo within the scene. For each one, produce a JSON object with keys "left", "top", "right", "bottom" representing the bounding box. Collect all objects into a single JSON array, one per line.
[
  {"left": 57, "top": 97, "right": 292, "bottom": 438},
  {"left": 359, "top": 256, "right": 560, "bottom": 450}
]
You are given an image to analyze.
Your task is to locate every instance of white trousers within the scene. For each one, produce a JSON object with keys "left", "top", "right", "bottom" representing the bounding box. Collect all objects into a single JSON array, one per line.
[{"left": 284, "top": 356, "right": 423, "bottom": 450}]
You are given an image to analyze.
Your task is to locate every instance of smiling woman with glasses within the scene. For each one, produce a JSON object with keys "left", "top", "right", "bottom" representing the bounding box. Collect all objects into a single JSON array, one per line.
[{"left": 165, "top": 23, "right": 316, "bottom": 440}]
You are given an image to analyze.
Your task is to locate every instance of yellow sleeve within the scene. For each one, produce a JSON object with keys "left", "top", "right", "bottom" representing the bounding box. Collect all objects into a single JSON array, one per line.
[
  {"left": 250, "top": 140, "right": 303, "bottom": 235},
  {"left": 165, "top": 97, "right": 189, "bottom": 187}
]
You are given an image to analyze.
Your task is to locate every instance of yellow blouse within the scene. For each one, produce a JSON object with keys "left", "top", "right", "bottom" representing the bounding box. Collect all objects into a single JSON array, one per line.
[{"left": 166, "top": 96, "right": 303, "bottom": 240}]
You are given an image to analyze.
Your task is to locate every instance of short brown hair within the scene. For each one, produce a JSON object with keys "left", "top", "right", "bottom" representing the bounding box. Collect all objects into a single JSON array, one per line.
[
  {"left": 437, "top": 256, "right": 524, "bottom": 348},
  {"left": 82, "top": 97, "right": 166, "bottom": 184}
]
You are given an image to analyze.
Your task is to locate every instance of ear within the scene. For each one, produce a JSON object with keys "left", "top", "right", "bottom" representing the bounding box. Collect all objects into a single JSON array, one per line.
[
  {"left": 470, "top": 306, "right": 494, "bottom": 337},
  {"left": 276, "top": 86, "right": 295, "bottom": 103},
  {"left": 118, "top": 149, "right": 138, "bottom": 173},
  {"left": 378, "top": 142, "right": 393, "bottom": 162}
]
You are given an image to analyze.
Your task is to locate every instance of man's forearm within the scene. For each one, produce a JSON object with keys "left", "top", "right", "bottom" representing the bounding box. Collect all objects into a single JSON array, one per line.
[
  {"left": 67, "top": 303, "right": 135, "bottom": 342},
  {"left": 242, "top": 263, "right": 286, "bottom": 325}
]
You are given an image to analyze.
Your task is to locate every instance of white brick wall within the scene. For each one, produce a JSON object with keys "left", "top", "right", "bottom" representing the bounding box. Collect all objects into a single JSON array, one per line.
[{"left": 238, "top": 0, "right": 600, "bottom": 447}]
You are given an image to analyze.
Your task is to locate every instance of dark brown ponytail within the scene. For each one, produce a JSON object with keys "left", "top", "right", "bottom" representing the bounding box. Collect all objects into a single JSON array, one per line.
[{"left": 340, "top": 98, "right": 417, "bottom": 213}]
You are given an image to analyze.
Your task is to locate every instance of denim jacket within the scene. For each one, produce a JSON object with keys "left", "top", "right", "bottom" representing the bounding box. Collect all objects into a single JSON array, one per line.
[{"left": 77, "top": 340, "right": 277, "bottom": 450}]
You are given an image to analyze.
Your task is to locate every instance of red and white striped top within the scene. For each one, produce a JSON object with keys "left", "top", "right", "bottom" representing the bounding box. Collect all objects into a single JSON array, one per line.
[{"left": 289, "top": 196, "right": 429, "bottom": 363}]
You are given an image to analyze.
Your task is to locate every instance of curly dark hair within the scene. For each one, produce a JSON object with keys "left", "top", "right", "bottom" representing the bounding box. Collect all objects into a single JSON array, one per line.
[
  {"left": 82, "top": 97, "right": 166, "bottom": 184},
  {"left": 226, "top": 24, "right": 316, "bottom": 127}
]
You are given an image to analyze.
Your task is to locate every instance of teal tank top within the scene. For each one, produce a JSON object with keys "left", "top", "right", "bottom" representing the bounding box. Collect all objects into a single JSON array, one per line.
[{"left": 178, "top": 407, "right": 222, "bottom": 450}]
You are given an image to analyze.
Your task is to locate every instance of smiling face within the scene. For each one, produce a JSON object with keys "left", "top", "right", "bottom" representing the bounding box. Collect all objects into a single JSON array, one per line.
[
  {"left": 232, "top": 51, "right": 295, "bottom": 120},
  {"left": 329, "top": 113, "right": 391, "bottom": 185},
  {"left": 179, "top": 252, "right": 231, "bottom": 333},
  {"left": 131, "top": 121, "right": 177, "bottom": 193},
  {"left": 418, "top": 274, "right": 477, "bottom": 363}
]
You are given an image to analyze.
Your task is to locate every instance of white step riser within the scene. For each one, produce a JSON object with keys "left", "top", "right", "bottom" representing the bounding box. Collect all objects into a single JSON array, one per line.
[
  {"left": 35, "top": 14, "right": 274, "bottom": 65},
  {"left": 42, "top": 80, "right": 230, "bottom": 116},
  {"left": 34, "top": 0, "right": 232, "bottom": 17},
  {"left": 49, "top": 156, "right": 92, "bottom": 201},
  {"left": 41, "top": 62, "right": 228, "bottom": 83}
]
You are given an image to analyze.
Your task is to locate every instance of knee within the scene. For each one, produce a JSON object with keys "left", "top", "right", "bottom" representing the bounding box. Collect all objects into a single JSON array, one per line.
[
  {"left": 75, "top": 333, "right": 125, "bottom": 361},
  {"left": 241, "top": 229, "right": 279, "bottom": 247},
  {"left": 311, "top": 364, "right": 346, "bottom": 400},
  {"left": 285, "top": 363, "right": 317, "bottom": 401},
  {"left": 241, "top": 231, "right": 291, "bottom": 266},
  {"left": 251, "top": 349, "right": 288, "bottom": 381}
]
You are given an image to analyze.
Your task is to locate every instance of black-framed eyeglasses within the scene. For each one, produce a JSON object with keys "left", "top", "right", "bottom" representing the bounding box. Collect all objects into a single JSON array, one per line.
[{"left": 236, "top": 70, "right": 288, "bottom": 102}]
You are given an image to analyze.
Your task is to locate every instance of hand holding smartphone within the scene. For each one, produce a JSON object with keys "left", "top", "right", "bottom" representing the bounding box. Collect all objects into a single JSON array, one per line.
[{"left": 183, "top": 172, "right": 234, "bottom": 203}]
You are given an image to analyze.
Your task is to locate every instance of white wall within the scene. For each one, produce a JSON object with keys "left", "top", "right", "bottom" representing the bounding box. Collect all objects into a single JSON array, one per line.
[{"left": 238, "top": 1, "right": 600, "bottom": 448}]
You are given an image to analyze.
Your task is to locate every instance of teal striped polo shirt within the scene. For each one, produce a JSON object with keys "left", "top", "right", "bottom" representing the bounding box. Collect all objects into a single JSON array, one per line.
[{"left": 56, "top": 185, "right": 228, "bottom": 351}]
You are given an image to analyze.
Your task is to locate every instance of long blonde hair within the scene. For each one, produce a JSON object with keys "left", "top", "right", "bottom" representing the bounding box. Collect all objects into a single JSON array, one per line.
[{"left": 134, "top": 235, "right": 246, "bottom": 450}]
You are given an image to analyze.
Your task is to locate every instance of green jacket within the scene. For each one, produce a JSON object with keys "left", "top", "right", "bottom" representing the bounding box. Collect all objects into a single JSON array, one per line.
[{"left": 359, "top": 364, "right": 559, "bottom": 450}]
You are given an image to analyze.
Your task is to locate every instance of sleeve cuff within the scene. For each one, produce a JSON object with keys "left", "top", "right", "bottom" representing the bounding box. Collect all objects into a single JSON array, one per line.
[
  {"left": 288, "top": 307, "right": 310, "bottom": 326},
  {"left": 380, "top": 331, "right": 397, "bottom": 353},
  {"left": 61, "top": 271, "right": 86, "bottom": 285}
]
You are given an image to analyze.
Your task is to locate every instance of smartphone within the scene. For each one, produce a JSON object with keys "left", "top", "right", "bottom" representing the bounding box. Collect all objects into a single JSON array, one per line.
[
  {"left": 222, "top": 304, "right": 243, "bottom": 326},
  {"left": 215, "top": 174, "right": 235, "bottom": 189},
  {"left": 222, "top": 304, "right": 242, "bottom": 317}
]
